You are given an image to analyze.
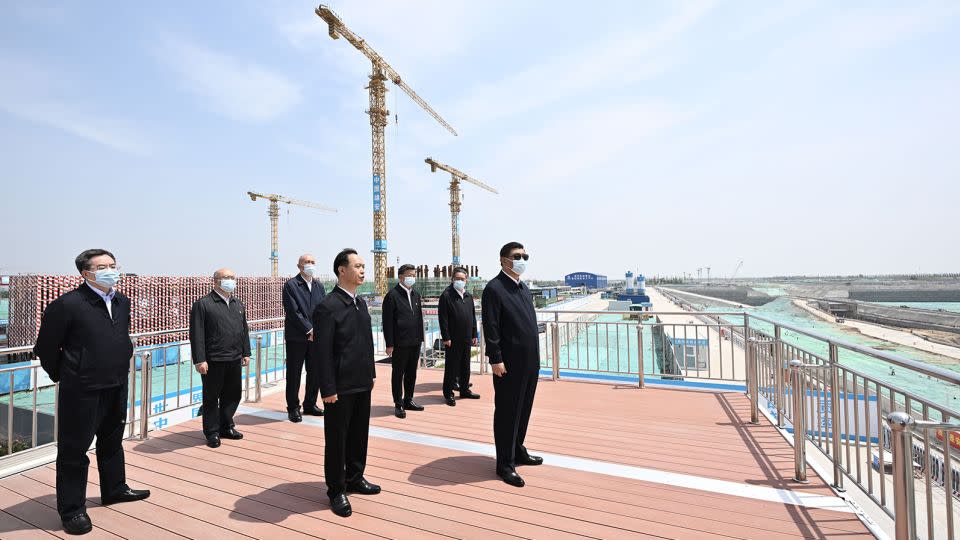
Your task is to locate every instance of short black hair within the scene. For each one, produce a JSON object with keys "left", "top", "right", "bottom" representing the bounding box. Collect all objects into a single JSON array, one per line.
[
  {"left": 333, "top": 248, "right": 358, "bottom": 276},
  {"left": 398, "top": 264, "right": 416, "bottom": 277},
  {"left": 75, "top": 249, "right": 116, "bottom": 273},
  {"left": 452, "top": 266, "right": 468, "bottom": 279},
  {"left": 499, "top": 242, "right": 524, "bottom": 258}
]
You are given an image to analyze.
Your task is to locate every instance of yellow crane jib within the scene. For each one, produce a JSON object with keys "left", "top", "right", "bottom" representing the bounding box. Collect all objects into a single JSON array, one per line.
[
  {"left": 315, "top": 4, "right": 457, "bottom": 296},
  {"left": 424, "top": 158, "right": 498, "bottom": 266},
  {"left": 247, "top": 191, "right": 337, "bottom": 278}
]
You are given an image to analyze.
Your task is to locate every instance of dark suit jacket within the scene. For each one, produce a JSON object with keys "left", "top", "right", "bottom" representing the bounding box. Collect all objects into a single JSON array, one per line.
[
  {"left": 438, "top": 285, "right": 478, "bottom": 344},
  {"left": 481, "top": 272, "right": 540, "bottom": 370},
  {"left": 33, "top": 284, "right": 134, "bottom": 390},
  {"left": 283, "top": 274, "right": 326, "bottom": 342},
  {"left": 382, "top": 284, "right": 424, "bottom": 348},
  {"left": 311, "top": 286, "right": 376, "bottom": 398},
  {"left": 189, "top": 291, "right": 251, "bottom": 364}
]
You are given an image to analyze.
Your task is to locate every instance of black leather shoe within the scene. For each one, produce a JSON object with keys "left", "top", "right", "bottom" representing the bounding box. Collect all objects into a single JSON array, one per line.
[
  {"left": 303, "top": 404, "right": 324, "bottom": 416},
  {"left": 219, "top": 428, "right": 243, "bottom": 440},
  {"left": 345, "top": 478, "right": 381, "bottom": 495},
  {"left": 403, "top": 399, "right": 424, "bottom": 411},
  {"left": 444, "top": 394, "right": 457, "bottom": 406},
  {"left": 288, "top": 408, "right": 302, "bottom": 423},
  {"left": 498, "top": 470, "right": 525, "bottom": 487},
  {"left": 206, "top": 435, "right": 221, "bottom": 448},
  {"left": 459, "top": 390, "right": 481, "bottom": 399},
  {"left": 62, "top": 512, "right": 92, "bottom": 535},
  {"left": 329, "top": 494, "right": 352, "bottom": 517},
  {"left": 517, "top": 454, "right": 543, "bottom": 466},
  {"left": 394, "top": 405, "right": 406, "bottom": 419},
  {"left": 102, "top": 487, "right": 151, "bottom": 505}
]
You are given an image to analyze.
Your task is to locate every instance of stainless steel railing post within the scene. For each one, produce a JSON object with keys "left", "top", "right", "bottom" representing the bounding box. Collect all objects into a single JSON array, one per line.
[
  {"left": 887, "top": 412, "right": 917, "bottom": 540},
  {"left": 887, "top": 413, "right": 960, "bottom": 540},
  {"left": 828, "top": 343, "right": 844, "bottom": 490},
  {"left": 775, "top": 325, "right": 785, "bottom": 428},
  {"left": 637, "top": 323, "right": 644, "bottom": 389},
  {"left": 255, "top": 335, "right": 263, "bottom": 403},
  {"left": 140, "top": 351, "right": 152, "bottom": 440},
  {"left": 748, "top": 337, "right": 759, "bottom": 424},
  {"left": 6, "top": 372, "right": 13, "bottom": 455},
  {"left": 551, "top": 323, "right": 560, "bottom": 381},
  {"left": 789, "top": 359, "right": 808, "bottom": 482}
]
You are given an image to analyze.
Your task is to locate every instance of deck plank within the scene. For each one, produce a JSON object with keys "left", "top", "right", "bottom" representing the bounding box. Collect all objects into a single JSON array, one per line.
[{"left": 0, "top": 366, "right": 874, "bottom": 538}]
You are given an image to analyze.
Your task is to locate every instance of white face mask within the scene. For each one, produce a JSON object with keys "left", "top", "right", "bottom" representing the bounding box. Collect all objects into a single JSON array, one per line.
[
  {"left": 302, "top": 264, "right": 316, "bottom": 278},
  {"left": 219, "top": 279, "right": 237, "bottom": 294},
  {"left": 403, "top": 276, "right": 416, "bottom": 288},
  {"left": 453, "top": 280, "right": 466, "bottom": 292},
  {"left": 511, "top": 258, "right": 527, "bottom": 275}
]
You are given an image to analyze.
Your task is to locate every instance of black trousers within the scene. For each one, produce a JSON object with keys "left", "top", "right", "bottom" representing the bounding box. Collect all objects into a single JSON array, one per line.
[
  {"left": 390, "top": 345, "right": 420, "bottom": 405},
  {"left": 200, "top": 360, "right": 242, "bottom": 437},
  {"left": 492, "top": 365, "right": 539, "bottom": 473},
  {"left": 323, "top": 390, "right": 371, "bottom": 497},
  {"left": 442, "top": 341, "right": 472, "bottom": 397},
  {"left": 285, "top": 340, "right": 319, "bottom": 410},
  {"left": 56, "top": 382, "right": 128, "bottom": 519}
]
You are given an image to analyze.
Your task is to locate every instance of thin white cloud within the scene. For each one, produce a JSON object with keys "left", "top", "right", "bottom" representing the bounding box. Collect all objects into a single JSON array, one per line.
[
  {"left": 2, "top": 101, "right": 151, "bottom": 155},
  {"left": 489, "top": 102, "right": 693, "bottom": 189},
  {"left": 0, "top": 55, "right": 151, "bottom": 155},
  {"left": 447, "top": 0, "right": 716, "bottom": 130},
  {"left": 155, "top": 34, "right": 302, "bottom": 122}
]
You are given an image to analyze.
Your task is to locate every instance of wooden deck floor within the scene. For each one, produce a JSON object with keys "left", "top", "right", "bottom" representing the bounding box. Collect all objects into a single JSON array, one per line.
[{"left": 0, "top": 365, "right": 875, "bottom": 539}]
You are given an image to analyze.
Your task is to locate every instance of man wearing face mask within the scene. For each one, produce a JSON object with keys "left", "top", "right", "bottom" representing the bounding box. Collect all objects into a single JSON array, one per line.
[
  {"left": 190, "top": 268, "right": 251, "bottom": 449},
  {"left": 34, "top": 249, "right": 151, "bottom": 535},
  {"left": 482, "top": 241, "right": 543, "bottom": 487},
  {"left": 438, "top": 266, "right": 480, "bottom": 406},
  {"left": 282, "top": 253, "right": 326, "bottom": 422},
  {"left": 381, "top": 264, "right": 425, "bottom": 419}
]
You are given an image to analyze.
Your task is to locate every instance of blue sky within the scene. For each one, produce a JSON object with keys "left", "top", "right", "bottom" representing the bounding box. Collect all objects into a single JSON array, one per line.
[{"left": 1, "top": 1, "right": 957, "bottom": 280}]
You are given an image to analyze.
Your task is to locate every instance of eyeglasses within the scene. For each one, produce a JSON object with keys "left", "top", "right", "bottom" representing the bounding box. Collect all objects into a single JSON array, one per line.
[
  {"left": 505, "top": 253, "right": 529, "bottom": 261},
  {"left": 87, "top": 264, "right": 120, "bottom": 272}
]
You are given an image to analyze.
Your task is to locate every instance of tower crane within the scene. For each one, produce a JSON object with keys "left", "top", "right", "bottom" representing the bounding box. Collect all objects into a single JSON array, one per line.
[
  {"left": 315, "top": 5, "right": 457, "bottom": 295},
  {"left": 697, "top": 267, "right": 703, "bottom": 281},
  {"left": 424, "top": 158, "right": 498, "bottom": 266},
  {"left": 731, "top": 259, "right": 744, "bottom": 281},
  {"left": 247, "top": 191, "right": 337, "bottom": 277},
  {"left": 706, "top": 266, "right": 711, "bottom": 284}
]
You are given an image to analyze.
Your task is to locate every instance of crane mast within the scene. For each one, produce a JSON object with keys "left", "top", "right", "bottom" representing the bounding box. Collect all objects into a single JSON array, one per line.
[
  {"left": 247, "top": 191, "right": 337, "bottom": 277},
  {"left": 425, "top": 158, "right": 497, "bottom": 266},
  {"left": 315, "top": 5, "right": 456, "bottom": 295}
]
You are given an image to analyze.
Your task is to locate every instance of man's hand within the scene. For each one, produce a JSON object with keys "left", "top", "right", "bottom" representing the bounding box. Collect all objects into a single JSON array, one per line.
[
  {"left": 443, "top": 340, "right": 451, "bottom": 348},
  {"left": 195, "top": 362, "right": 208, "bottom": 375},
  {"left": 471, "top": 338, "right": 478, "bottom": 347},
  {"left": 322, "top": 394, "right": 338, "bottom": 404},
  {"left": 491, "top": 363, "right": 507, "bottom": 377},
  {"left": 385, "top": 346, "right": 394, "bottom": 357},
  {"left": 241, "top": 357, "right": 250, "bottom": 367},
  {"left": 307, "top": 330, "right": 314, "bottom": 342}
]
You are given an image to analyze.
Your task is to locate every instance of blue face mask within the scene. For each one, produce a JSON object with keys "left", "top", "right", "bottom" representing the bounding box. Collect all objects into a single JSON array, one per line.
[
  {"left": 403, "top": 276, "right": 416, "bottom": 288},
  {"left": 302, "top": 264, "right": 316, "bottom": 278},
  {"left": 219, "top": 279, "right": 237, "bottom": 294},
  {"left": 88, "top": 268, "right": 120, "bottom": 288},
  {"left": 511, "top": 259, "right": 527, "bottom": 276},
  {"left": 453, "top": 280, "right": 466, "bottom": 292}
]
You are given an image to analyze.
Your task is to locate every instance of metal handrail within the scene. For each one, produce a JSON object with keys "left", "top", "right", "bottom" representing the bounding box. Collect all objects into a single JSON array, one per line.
[{"left": 750, "top": 314, "right": 960, "bottom": 386}]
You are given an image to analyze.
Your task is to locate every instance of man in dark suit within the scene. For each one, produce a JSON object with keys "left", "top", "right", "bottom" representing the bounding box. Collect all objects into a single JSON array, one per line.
[
  {"left": 482, "top": 241, "right": 544, "bottom": 488},
  {"left": 282, "top": 253, "right": 326, "bottom": 422},
  {"left": 313, "top": 248, "right": 380, "bottom": 517},
  {"left": 34, "top": 249, "right": 150, "bottom": 535},
  {"left": 381, "top": 263, "right": 424, "bottom": 419},
  {"left": 190, "top": 268, "right": 250, "bottom": 449},
  {"left": 438, "top": 266, "right": 480, "bottom": 406}
]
